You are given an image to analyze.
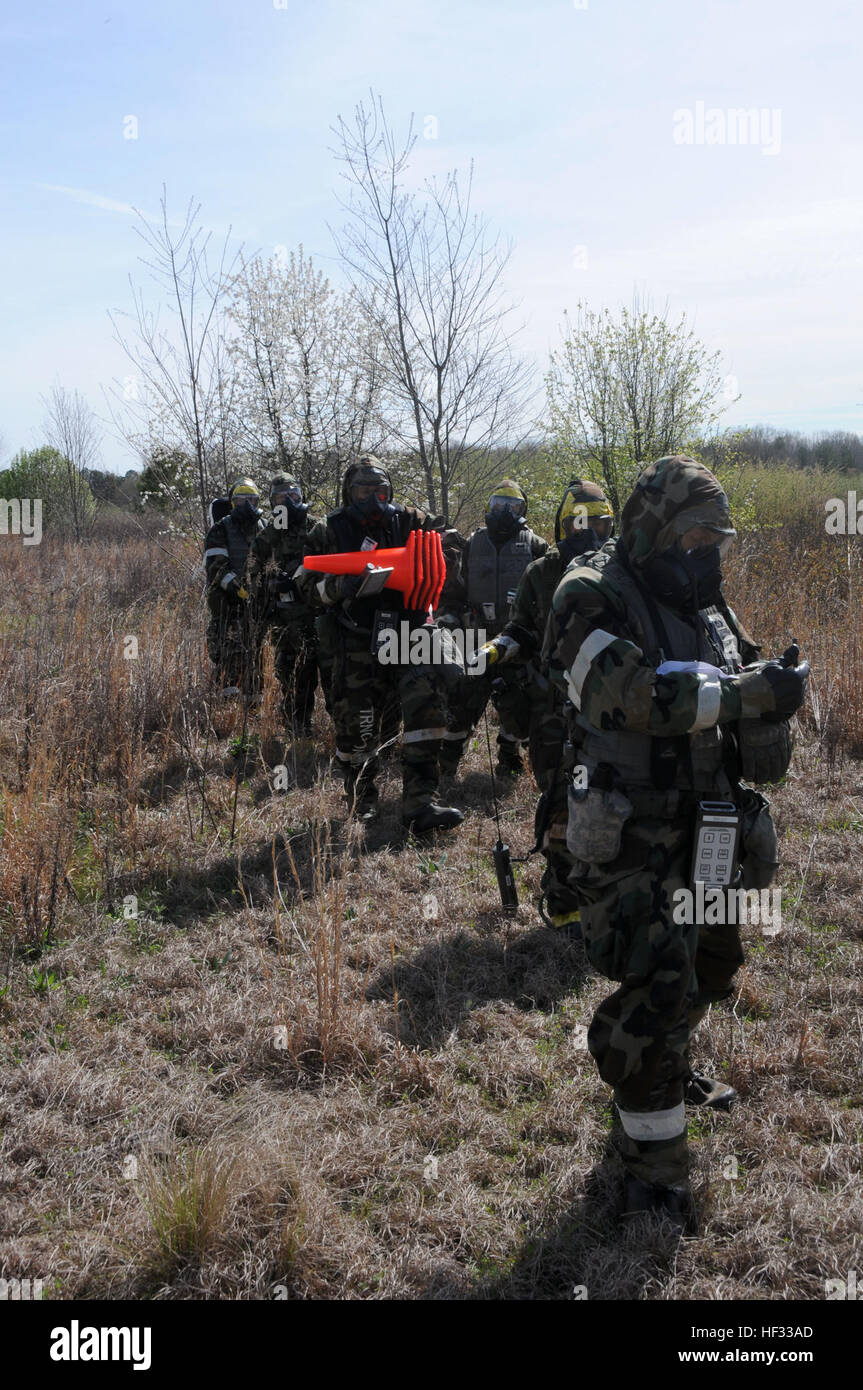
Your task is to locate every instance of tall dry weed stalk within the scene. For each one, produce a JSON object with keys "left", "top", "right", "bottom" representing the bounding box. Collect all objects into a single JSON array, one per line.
[{"left": 725, "top": 526, "right": 863, "bottom": 754}]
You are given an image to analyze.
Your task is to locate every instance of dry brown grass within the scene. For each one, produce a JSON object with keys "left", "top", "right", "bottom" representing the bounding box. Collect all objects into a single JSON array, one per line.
[{"left": 0, "top": 528, "right": 861, "bottom": 1300}]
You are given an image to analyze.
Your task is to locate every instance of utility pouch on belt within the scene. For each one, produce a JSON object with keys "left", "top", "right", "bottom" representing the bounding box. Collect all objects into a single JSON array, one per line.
[
  {"left": 736, "top": 718, "right": 793, "bottom": 784},
  {"left": 371, "top": 609, "right": 400, "bottom": 658},
  {"left": 566, "top": 784, "right": 633, "bottom": 863},
  {"left": 738, "top": 787, "right": 779, "bottom": 888},
  {"left": 690, "top": 801, "right": 740, "bottom": 888}
]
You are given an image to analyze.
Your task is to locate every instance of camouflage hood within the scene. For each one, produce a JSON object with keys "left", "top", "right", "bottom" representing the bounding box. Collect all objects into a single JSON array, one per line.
[
  {"left": 341, "top": 456, "right": 393, "bottom": 508},
  {"left": 620, "top": 454, "right": 735, "bottom": 570}
]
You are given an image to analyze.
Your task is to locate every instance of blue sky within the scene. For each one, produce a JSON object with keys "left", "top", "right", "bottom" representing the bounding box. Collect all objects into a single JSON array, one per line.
[{"left": 2, "top": 0, "right": 861, "bottom": 471}]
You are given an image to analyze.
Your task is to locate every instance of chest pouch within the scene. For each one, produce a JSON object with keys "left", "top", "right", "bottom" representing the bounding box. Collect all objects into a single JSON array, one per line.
[{"left": 690, "top": 801, "right": 740, "bottom": 888}]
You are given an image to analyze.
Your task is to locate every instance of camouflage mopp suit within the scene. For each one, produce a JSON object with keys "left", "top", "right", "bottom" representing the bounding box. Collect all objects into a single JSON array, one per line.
[
  {"left": 203, "top": 479, "right": 264, "bottom": 694},
  {"left": 489, "top": 479, "right": 616, "bottom": 930},
  {"left": 295, "top": 458, "right": 463, "bottom": 831},
  {"left": 248, "top": 474, "right": 325, "bottom": 733},
  {"left": 545, "top": 455, "right": 809, "bottom": 1221},
  {"left": 439, "top": 480, "right": 547, "bottom": 776}
]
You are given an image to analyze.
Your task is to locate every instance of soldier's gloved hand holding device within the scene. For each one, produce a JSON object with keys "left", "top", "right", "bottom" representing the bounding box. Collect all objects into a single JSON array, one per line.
[
  {"left": 338, "top": 564, "right": 393, "bottom": 603},
  {"left": 728, "top": 644, "right": 806, "bottom": 789},
  {"left": 273, "top": 570, "right": 298, "bottom": 606},
  {"left": 467, "top": 634, "right": 519, "bottom": 673},
  {"left": 737, "top": 641, "right": 810, "bottom": 720},
  {"left": 336, "top": 563, "right": 399, "bottom": 656},
  {"left": 220, "top": 572, "right": 248, "bottom": 602},
  {"left": 689, "top": 644, "right": 807, "bottom": 890}
]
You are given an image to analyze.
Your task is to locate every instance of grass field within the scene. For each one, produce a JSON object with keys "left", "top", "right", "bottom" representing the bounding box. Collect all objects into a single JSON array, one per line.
[{"left": 1, "top": 505, "right": 862, "bottom": 1300}]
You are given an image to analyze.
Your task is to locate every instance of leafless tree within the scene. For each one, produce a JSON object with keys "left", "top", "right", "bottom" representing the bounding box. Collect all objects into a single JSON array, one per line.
[
  {"left": 42, "top": 385, "right": 101, "bottom": 540},
  {"left": 106, "top": 188, "right": 241, "bottom": 530},
  {"left": 331, "top": 94, "right": 534, "bottom": 525}
]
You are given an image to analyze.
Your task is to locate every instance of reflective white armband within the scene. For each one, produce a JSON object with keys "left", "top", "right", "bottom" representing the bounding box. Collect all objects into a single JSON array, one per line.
[
  {"left": 690, "top": 672, "right": 723, "bottom": 730},
  {"left": 566, "top": 629, "right": 618, "bottom": 708},
  {"left": 617, "top": 1101, "right": 686, "bottom": 1141}
]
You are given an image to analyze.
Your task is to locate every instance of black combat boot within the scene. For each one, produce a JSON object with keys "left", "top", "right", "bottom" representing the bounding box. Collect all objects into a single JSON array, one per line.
[
  {"left": 402, "top": 804, "right": 465, "bottom": 834},
  {"left": 621, "top": 1174, "right": 698, "bottom": 1235}
]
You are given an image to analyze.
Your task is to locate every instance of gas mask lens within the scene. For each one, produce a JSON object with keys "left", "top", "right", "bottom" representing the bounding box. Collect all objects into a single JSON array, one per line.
[
  {"left": 273, "top": 486, "right": 302, "bottom": 508},
  {"left": 488, "top": 495, "right": 525, "bottom": 518},
  {"left": 685, "top": 534, "right": 735, "bottom": 558},
  {"left": 679, "top": 522, "right": 736, "bottom": 558},
  {"left": 352, "top": 484, "right": 389, "bottom": 505}
]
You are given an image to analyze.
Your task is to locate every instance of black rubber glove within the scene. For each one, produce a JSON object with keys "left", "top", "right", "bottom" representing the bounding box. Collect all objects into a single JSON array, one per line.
[
  {"left": 274, "top": 571, "right": 297, "bottom": 598},
  {"left": 339, "top": 572, "right": 364, "bottom": 601},
  {"left": 760, "top": 660, "right": 810, "bottom": 718}
]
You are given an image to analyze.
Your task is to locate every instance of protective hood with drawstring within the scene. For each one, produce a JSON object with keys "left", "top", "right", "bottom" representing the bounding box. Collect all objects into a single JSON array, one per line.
[{"left": 618, "top": 455, "right": 736, "bottom": 614}]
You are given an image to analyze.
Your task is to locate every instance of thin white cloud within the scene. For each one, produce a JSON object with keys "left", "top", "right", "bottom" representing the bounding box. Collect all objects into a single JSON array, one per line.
[
  {"left": 36, "top": 184, "right": 223, "bottom": 235},
  {"left": 37, "top": 184, "right": 141, "bottom": 216}
]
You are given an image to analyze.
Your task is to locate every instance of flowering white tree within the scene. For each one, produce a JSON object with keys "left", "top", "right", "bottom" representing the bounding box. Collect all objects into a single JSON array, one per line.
[
  {"left": 227, "top": 248, "right": 387, "bottom": 508},
  {"left": 546, "top": 296, "right": 728, "bottom": 517}
]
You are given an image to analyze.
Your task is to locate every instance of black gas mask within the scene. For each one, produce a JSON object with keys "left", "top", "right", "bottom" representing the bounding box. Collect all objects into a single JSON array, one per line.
[
  {"left": 641, "top": 540, "right": 724, "bottom": 614},
  {"left": 558, "top": 517, "right": 614, "bottom": 566},
  {"left": 271, "top": 484, "right": 308, "bottom": 527},
  {"left": 485, "top": 493, "right": 526, "bottom": 541},
  {"left": 232, "top": 498, "right": 262, "bottom": 525},
  {"left": 349, "top": 482, "right": 393, "bottom": 527}
]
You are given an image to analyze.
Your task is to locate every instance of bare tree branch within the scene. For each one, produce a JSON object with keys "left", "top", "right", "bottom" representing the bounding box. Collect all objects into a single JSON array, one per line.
[{"left": 331, "top": 92, "right": 535, "bottom": 524}]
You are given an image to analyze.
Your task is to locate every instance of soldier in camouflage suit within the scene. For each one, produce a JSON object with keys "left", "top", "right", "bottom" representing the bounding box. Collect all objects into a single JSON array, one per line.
[
  {"left": 475, "top": 480, "right": 615, "bottom": 933},
  {"left": 203, "top": 478, "right": 265, "bottom": 695},
  {"left": 435, "top": 527, "right": 474, "bottom": 769},
  {"left": 295, "top": 457, "right": 464, "bottom": 833},
  {"left": 439, "top": 481, "right": 547, "bottom": 777},
  {"left": 248, "top": 473, "right": 323, "bottom": 734},
  {"left": 545, "top": 455, "right": 809, "bottom": 1227}
]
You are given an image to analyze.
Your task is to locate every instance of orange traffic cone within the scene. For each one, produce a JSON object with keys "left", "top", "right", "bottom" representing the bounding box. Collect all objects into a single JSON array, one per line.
[{"left": 302, "top": 529, "right": 446, "bottom": 611}]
